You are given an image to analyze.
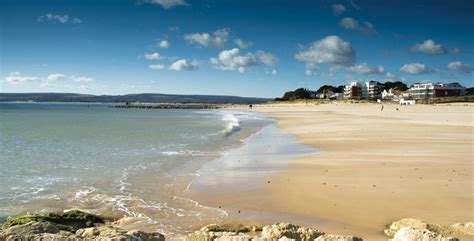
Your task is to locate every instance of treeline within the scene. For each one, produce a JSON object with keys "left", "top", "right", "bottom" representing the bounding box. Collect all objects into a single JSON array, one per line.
[{"left": 275, "top": 81, "right": 409, "bottom": 101}]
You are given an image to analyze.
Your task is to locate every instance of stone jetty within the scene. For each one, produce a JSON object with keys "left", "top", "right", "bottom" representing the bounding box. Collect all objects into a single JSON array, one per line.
[{"left": 115, "top": 103, "right": 222, "bottom": 109}]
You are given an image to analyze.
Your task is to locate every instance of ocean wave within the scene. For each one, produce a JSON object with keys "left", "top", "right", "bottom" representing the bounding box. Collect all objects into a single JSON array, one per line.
[
  {"left": 219, "top": 113, "right": 241, "bottom": 136},
  {"left": 160, "top": 150, "right": 206, "bottom": 157}
]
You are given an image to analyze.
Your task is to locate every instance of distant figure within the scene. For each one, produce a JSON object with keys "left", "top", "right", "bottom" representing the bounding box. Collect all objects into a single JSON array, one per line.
[
  {"left": 381, "top": 104, "right": 384, "bottom": 111},
  {"left": 249, "top": 104, "right": 253, "bottom": 109}
]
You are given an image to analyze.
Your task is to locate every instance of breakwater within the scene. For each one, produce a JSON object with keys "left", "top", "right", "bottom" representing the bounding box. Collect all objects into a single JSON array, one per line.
[{"left": 114, "top": 103, "right": 221, "bottom": 109}]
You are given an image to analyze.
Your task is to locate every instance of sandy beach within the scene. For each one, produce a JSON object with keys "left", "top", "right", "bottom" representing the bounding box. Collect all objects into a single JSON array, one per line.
[{"left": 188, "top": 102, "right": 473, "bottom": 240}]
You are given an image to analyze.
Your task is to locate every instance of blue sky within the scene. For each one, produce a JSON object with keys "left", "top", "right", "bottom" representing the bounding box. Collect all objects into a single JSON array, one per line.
[{"left": 1, "top": 0, "right": 473, "bottom": 97}]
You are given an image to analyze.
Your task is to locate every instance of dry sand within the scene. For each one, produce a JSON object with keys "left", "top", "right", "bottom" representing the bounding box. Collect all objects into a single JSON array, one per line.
[
  {"left": 256, "top": 102, "right": 473, "bottom": 239},
  {"left": 188, "top": 102, "right": 473, "bottom": 240}
]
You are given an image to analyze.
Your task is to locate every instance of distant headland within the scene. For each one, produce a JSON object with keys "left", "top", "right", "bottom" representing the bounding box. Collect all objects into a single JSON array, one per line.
[{"left": 0, "top": 93, "right": 270, "bottom": 104}]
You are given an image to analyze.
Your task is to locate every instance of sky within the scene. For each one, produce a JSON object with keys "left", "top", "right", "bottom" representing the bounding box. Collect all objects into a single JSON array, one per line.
[{"left": 1, "top": 0, "right": 473, "bottom": 98}]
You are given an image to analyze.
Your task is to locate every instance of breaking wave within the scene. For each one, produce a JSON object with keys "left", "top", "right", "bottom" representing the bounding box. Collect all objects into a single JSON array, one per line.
[{"left": 220, "top": 113, "right": 241, "bottom": 136}]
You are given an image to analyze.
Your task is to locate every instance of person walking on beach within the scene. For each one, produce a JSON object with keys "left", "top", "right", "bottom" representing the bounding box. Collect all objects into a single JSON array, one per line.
[{"left": 381, "top": 104, "right": 384, "bottom": 111}]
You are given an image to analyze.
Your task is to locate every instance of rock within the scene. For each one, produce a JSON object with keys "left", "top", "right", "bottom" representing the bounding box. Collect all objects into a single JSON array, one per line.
[
  {"left": 76, "top": 225, "right": 141, "bottom": 240},
  {"left": 385, "top": 218, "right": 474, "bottom": 237},
  {"left": 0, "top": 210, "right": 166, "bottom": 241},
  {"left": 314, "top": 234, "right": 363, "bottom": 241},
  {"left": 76, "top": 227, "right": 101, "bottom": 237},
  {"left": 2, "top": 221, "right": 60, "bottom": 236},
  {"left": 75, "top": 225, "right": 167, "bottom": 240},
  {"left": 261, "top": 223, "right": 324, "bottom": 241},
  {"left": 384, "top": 218, "right": 428, "bottom": 237},
  {"left": 214, "top": 233, "right": 255, "bottom": 241},
  {"left": 390, "top": 227, "right": 459, "bottom": 241},
  {"left": 201, "top": 223, "right": 260, "bottom": 233},
  {"left": 277, "top": 236, "right": 296, "bottom": 241},
  {"left": 1, "top": 224, "right": 77, "bottom": 241},
  {"left": 186, "top": 230, "right": 238, "bottom": 241},
  {"left": 1, "top": 210, "right": 104, "bottom": 232},
  {"left": 449, "top": 222, "right": 474, "bottom": 235},
  {"left": 127, "top": 229, "right": 166, "bottom": 241}
]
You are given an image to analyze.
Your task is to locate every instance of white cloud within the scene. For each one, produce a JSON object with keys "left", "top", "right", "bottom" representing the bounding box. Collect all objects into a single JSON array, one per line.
[
  {"left": 143, "top": 52, "right": 162, "bottom": 60},
  {"left": 47, "top": 73, "right": 67, "bottom": 82},
  {"left": 350, "top": 0, "right": 361, "bottom": 10},
  {"left": 70, "top": 75, "right": 95, "bottom": 83},
  {"left": 347, "top": 63, "right": 384, "bottom": 75},
  {"left": 37, "top": 14, "right": 82, "bottom": 24},
  {"left": 169, "top": 26, "right": 179, "bottom": 32},
  {"left": 2, "top": 72, "right": 40, "bottom": 84},
  {"left": 295, "top": 35, "right": 355, "bottom": 74},
  {"left": 340, "top": 17, "right": 377, "bottom": 35},
  {"left": 340, "top": 17, "right": 357, "bottom": 29},
  {"left": 148, "top": 64, "right": 165, "bottom": 70},
  {"left": 400, "top": 62, "right": 432, "bottom": 75},
  {"left": 169, "top": 59, "right": 198, "bottom": 71},
  {"left": 234, "top": 38, "right": 253, "bottom": 49},
  {"left": 410, "top": 39, "right": 446, "bottom": 55},
  {"left": 266, "top": 69, "right": 277, "bottom": 75},
  {"left": 331, "top": 4, "right": 346, "bottom": 16},
  {"left": 381, "top": 72, "right": 406, "bottom": 83},
  {"left": 184, "top": 28, "right": 230, "bottom": 48},
  {"left": 447, "top": 61, "right": 473, "bottom": 73},
  {"left": 143, "top": 0, "right": 187, "bottom": 9},
  {"left": 210, "top": 48, "right": 278, "bottom": 73},
  {"left": 158, "top": 40, "right": 170, "bottom": 48},
  {"left": 44, "top": 74, "right": 94, "bottom": 85}
]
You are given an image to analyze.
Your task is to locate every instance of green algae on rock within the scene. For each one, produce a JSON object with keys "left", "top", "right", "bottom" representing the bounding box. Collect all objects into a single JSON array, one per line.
[{"left": 1, "top": 210, "right": 105, "bottom": 232}]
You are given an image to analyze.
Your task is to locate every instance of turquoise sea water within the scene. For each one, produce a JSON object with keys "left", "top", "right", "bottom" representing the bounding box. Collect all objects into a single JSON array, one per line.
[{"left": 0, "top": 102, "right": 273, "bottom": 235}]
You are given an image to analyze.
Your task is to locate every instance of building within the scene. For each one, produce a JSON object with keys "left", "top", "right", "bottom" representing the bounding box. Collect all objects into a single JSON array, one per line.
[
  {"left": 382, "top": 89, "right": 394, "bottom": 100},
  {"left": 363, "top": 80, "right": 384, "bottom": 99},
  {"left": 344, "top": 82, "right": 363, "bottom": 99},
  {"left": 318, "top": 90, "right": 334, "bottom": 99},
  {"left": 399, "top": 99, "right": 416, "bottom": 105},
  {"left": 344, "top": 81, "right": 384, "bottom": 99},
  {"left": 329, "top": 93, "right": 344, "bottom": 100},
  {"left": 409, "top": 82, "right": 465, "bottom": 100}
]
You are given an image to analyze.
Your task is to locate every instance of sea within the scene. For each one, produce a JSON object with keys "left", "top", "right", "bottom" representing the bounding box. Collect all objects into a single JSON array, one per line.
[{"left": 0, "top": 102, "right": 312, "bottom": 236}]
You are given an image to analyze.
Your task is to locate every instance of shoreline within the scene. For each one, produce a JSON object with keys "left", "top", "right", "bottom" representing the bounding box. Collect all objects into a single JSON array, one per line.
[
  {"left": 2, "top": 103, "right": 472, "bottom": 240},
  {"left": 184, "top": 122, "right": 317, "bottom": 223},
  {"left": 185, "top": 102, "right": 473, "bottom": 240},
  {"left": 253, "top": 102, "right": 473, "bottom": 240}
]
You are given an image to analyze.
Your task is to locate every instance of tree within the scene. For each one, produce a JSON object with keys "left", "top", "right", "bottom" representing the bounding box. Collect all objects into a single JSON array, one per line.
[
  {"left": 384, "top": 81, "right": 408, "bottom": 91},
  {"left": 277, "top": 88, "right": 314, "bottom": 101},
  {"left": 316, "top": 85, "right": 345, "bottom": 94},
  {"left": 465, "top": 87, "right": 474, "bottom": 96}
]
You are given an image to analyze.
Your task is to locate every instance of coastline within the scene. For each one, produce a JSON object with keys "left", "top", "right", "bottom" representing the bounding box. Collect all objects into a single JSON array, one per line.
[
  {"left": 186, "top": 102, "right": 473, "bottom": 240},
  {"left": 2, "top": 103, "right": 472, "bottom": 240},
  {"left": 252, "top": 102, "right": 473, "bottom": 240}
]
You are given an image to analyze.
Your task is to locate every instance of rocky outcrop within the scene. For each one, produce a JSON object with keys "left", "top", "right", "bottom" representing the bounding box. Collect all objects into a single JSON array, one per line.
[
  {"left": 314, "top": 234, "right": 363, "bottom": 241},
  {"left": 261, "top": 223, "right": 324, "bottom": 241},
  {"left": 184, "top": 222, "right": 362, "bottom": 241},
  {"left": 75, "top": 226, "right": 164, "bottom": 240},
  {"left": 449, "top": 222, "right": 474, "bottom": 236},
  {"left": 389, "top": 227, "right": 459, "bottom": 241},
  {"left": 1, "top": 210, "right": 104, "bottom": 232},
  {"left": 384, "top": 218, "right": 474, "bottom": 237},
  {"left": 0, "top": 210, "right": 165, "bottom": 241}
]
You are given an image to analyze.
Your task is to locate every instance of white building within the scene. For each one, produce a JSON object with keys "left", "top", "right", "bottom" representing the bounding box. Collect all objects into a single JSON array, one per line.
[
  {"left": 329, "top": 93, "right": 344, "bottom": 100},
  {"left": 410, "top": 82, "right": 465, "bottom": 100},
  {"left": 344, "top": 81, "right": 384, "bottom": 99},
  {"left": 363, "top": 81, "right": 384, "bottom": 98},
  {"left": 344, "top": 82, "right": 363, "bottom": 99}
]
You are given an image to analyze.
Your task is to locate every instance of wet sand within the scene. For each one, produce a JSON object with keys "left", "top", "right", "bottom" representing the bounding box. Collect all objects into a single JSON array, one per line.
[{"left": 187, "top": 102, "right": 473, "bottom": 240}]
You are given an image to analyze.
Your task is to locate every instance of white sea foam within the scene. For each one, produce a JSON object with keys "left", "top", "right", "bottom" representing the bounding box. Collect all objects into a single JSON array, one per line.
[{"left": 218, "top": 113, "right": 241, "bottom": 136}]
